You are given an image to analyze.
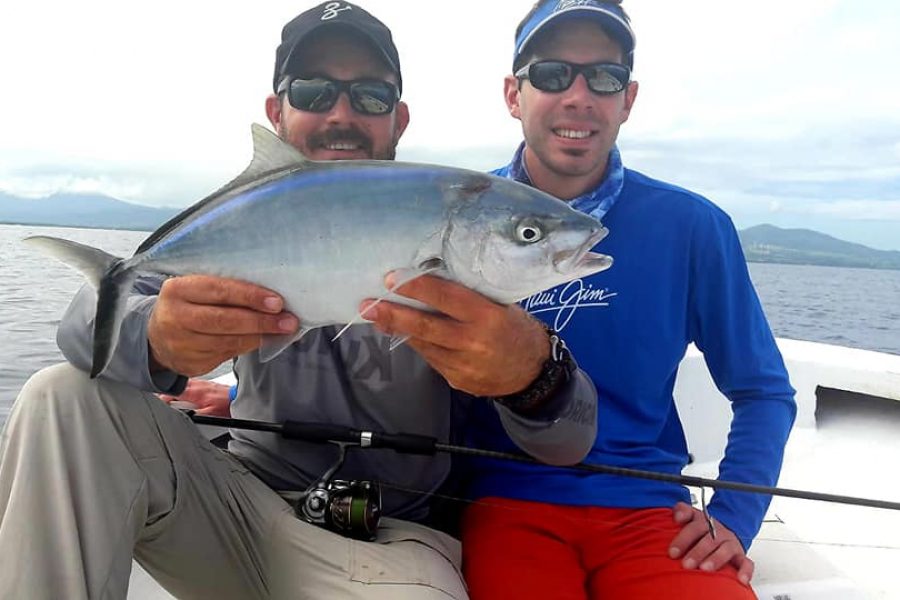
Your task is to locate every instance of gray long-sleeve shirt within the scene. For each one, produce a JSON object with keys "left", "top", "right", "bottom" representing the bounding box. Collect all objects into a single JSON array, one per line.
[{"left": 58, "top": 276, "right": 597, "bottom": 522}]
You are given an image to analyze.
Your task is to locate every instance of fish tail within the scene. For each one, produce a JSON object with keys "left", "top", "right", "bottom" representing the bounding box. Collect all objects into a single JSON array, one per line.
[
  {"left": 22, "top": 235, "right": 137, "bottom": 377},
  {"left": 92, "top": 261, "right": 138, "bottom": 377}
]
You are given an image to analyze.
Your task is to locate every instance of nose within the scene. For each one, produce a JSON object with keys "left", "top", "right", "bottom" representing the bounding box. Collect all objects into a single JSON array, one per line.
[
  {"left": 326, "top": 91, "right": 355, "bottom": 125},
  {"left": 561, "top": 73, "right": 596, "bottom": 111}
]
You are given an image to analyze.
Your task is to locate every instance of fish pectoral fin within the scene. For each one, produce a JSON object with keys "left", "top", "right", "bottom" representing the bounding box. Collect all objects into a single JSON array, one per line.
[
  {"left": 258, "top": 327, "right": 312, "bottom": 363},
  {"left": 389, "top": 261, "right": 447, "bottom": 291},
  {"left": 389, "top": 334, "right": 410, "bottom": 351},
  {"left": 331, "top": 263, "right": 447, "bottom": 344}
]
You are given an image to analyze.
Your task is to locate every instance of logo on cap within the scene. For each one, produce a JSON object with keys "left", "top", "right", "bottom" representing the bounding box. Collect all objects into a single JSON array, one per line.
[
  {"left": 555, "top": 0, "right": 600, "bottom": 9},
  {"left": 322, "top": 2, "right": 352, "bottom": 21}
]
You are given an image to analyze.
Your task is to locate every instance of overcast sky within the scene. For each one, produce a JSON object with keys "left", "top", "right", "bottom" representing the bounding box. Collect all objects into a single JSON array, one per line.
[{"left": 1, "top": 0, "right": 898, "bottom": 249}]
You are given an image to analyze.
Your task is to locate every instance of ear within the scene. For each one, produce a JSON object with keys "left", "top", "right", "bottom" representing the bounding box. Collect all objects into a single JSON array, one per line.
[
  {"left": 503, "top": 74, "right": 523, "bottom": 120},
  {"left": 265, "top": 94, "right": 284, "bottom": 136},
  {"left": 620, "top": 80, "right": 639, "bottom": 123},
  {"left": 393, "top": 100, "right": 410, "bottom": 144}
]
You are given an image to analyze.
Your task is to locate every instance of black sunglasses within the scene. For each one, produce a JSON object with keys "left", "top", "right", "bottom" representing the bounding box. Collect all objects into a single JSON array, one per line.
[
  {"left": 515, "top": 60, "right": 631, "bottom": 95},
  {"left": 277, "top": 77, "right": 400, "bottom": 116}
]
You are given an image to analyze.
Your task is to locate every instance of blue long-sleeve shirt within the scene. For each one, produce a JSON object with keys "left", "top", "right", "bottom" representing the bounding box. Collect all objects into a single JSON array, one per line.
[{"left": 466, "top": 146, "right": 796, "bottom": 549}]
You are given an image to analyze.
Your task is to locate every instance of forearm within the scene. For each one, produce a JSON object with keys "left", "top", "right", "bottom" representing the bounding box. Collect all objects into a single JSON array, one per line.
[
  {"left": 57, "top": 278, "right": 186, "bottom": 393},
  {"left": 708, "top": 393, "right": 796, "bottom": 550},
  {"left": 495, "top": 366, "right": 597, "bottom": 466}
]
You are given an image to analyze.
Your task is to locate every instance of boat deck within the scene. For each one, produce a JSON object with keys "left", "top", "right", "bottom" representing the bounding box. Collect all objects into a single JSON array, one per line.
[{"left": 127, "top": 340, "right": 900, "bottom": 598}]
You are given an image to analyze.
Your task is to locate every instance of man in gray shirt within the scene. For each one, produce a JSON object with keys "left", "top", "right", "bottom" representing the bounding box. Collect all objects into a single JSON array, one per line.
[{"left": 0, "top": 3, "right": 597, "bottom": 599}]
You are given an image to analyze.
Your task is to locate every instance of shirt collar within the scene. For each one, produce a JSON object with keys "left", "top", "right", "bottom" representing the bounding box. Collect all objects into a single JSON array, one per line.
[{"left": 503, "top": 142, "right": 625, "bottom": 221}]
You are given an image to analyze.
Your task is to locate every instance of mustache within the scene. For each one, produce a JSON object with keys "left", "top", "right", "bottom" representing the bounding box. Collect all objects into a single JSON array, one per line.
[{"left": 307, "top": 127, "right": 373, "bottom": 153}]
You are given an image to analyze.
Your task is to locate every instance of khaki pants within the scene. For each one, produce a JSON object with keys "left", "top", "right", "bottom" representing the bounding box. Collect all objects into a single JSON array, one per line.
[{"left": 0, "top": 364, "right": 466, "bottom": 600}]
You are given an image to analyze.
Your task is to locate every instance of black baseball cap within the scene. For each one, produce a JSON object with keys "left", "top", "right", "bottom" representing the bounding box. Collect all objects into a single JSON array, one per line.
[{"left": 273, "top": 2, "right": 402, "bottom": 94}]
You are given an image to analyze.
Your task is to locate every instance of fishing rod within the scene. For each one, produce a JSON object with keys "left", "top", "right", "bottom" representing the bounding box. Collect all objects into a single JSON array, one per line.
[{"left": 184, "top": 410, "right": 900, "bottom": 539}]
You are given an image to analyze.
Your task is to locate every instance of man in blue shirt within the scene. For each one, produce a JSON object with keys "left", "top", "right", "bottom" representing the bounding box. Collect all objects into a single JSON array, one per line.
[{"left": 368, "top": 1, "right": 796, "bottom": 598}]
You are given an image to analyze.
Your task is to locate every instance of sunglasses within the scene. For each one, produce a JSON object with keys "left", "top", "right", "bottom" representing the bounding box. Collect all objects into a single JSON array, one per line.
[
  {"left": 515, "top": 60, "right": 631, "bottom": 95},
  {"left": 277, "top": 77, "right": 400, "bottom": 116}
]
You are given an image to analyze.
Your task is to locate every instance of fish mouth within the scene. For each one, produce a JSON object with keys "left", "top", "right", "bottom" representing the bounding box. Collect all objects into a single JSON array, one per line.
[{"left": 552, "top": 225, "right": 613, "bottom": 274}]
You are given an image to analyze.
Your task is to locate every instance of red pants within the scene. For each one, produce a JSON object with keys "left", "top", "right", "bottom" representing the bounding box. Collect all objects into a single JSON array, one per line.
[{"left": 462, "top": 498, "right": 757, "bottom": 600}]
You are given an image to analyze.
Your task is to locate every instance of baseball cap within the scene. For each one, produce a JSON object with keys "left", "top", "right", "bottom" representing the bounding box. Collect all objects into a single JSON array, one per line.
[
  {"left": 273, "top": 2, "right": 402, "bottom": 94},
  {"left": 514, "top": 0, "right": 636, "bottom": 68}
]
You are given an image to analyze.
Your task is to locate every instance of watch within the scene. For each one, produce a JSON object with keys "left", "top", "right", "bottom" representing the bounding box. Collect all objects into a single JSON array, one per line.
[{"left": 491, "top": 326, "right": 575, "bottom": 413}]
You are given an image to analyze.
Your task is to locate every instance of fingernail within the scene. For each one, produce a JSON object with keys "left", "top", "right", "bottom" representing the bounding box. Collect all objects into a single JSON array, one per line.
[
  {"left": 264, "top": 296, "right": 282, "bottom": 312},
  {"left": 384, "top": 272, "right": 396, "bottom": 289},
  {"left": 668, "top": 547, "right": 681, "bottom": 559},
  {"left": 739, "top": 574, "right": 750, "bottom": 586},
  {"left": 278, "top": 317, "right": 297, "bottom": 332},
  {"left": 683, "top": 558, "right": 697, "bottom": 570},
  {"left": 700, "top": 561, "right": 714, "bottom": 572}
]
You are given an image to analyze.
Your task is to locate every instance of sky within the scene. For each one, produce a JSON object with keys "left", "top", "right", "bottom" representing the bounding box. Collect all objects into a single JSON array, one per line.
[{"left": 1, "top": 0, "right": 898, "bottom": 250}]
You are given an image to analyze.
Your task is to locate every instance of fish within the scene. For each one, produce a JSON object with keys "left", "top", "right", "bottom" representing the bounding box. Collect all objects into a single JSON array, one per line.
[{"left": 24, "top": 123, "right": 613, "bottom": 377}]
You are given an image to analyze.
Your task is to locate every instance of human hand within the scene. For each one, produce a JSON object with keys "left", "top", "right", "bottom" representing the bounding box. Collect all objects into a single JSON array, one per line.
[
  {"left": 668, "top": 501, "right": 754, "bottom": 586},
  {"left": 360, "top": 273, "right": 549, "bottom": 397},
  {"left": 148, "top": 275, "right": 299, "bottom": 376},
  {"left": 159, "top": 378, "right": 233, "bottom": 417}
]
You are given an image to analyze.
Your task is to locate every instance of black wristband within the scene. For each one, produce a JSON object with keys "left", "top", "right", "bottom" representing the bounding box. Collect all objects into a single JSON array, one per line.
[{"left": 491, "top": 327, "right": 575, "bottom": 414}]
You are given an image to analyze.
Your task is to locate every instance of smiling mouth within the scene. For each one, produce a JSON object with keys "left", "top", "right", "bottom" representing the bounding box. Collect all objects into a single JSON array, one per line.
[
  {"left": 553, "top": 128, "right": 595, "bottom": 140},
  {"left": 322, "top": 142, "right": 363, "bottom": 152}
]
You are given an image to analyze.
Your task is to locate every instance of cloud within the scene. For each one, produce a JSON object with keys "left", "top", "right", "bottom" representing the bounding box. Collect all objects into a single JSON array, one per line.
[
  {"left": 0, "top": 152, "right": 240, "bottom": 208},
  {"left": 1, "top": 1, "right": 898, "bottom": 249}
]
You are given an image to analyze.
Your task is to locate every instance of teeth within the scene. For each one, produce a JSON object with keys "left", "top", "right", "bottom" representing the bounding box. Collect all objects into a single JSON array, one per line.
[
  {"left": 326, "top": 143, "right": 360, "bottom": 150},
  {"left": 554, "top": 129, "right": 591, "bottom": 139}
]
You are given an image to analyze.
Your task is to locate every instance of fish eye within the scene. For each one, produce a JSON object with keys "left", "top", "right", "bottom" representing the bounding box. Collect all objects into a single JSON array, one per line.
[{"left": 515, "top": 219, "right": 544, "bottom": 244}]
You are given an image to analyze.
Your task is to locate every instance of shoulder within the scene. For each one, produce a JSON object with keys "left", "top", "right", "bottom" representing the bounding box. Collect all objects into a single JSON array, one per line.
[{"left": 622, "top": 168, "right": 736, "bottom": 230}]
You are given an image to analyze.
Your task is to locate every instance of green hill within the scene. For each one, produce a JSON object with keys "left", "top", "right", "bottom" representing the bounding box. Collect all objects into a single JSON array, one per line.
[{"left": 739, "top": 224, "right": 900, "bottom": 270}]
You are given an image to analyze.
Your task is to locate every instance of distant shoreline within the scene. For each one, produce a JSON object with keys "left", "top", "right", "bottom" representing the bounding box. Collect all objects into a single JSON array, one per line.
[
  {"left": 745, "top": 259, "right": 900, "bottom": 273},
  {"left": 0, "top": 221, "right": 154, "bottom": 233},
  {"left": 4, "top": 221, "right": 898, "bottom": 272}
]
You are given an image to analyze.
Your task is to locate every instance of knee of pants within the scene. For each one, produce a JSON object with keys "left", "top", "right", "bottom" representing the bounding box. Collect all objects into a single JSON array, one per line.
[
  {"left": 16, "top": 363, "right": 118, "bottom": 418},
  {"left": 10, "top": 363, "right": 158, "bottom": 444}
]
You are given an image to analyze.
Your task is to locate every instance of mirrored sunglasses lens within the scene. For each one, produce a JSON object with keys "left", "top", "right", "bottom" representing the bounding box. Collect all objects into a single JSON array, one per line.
[
  {"left": 290, "top": 80, "right": 338, "bottom": 112},
  {"left": 584, "top": 66, "right": 627, "bottom": 93},
  {"left": 350, "top": 83, "right": 395, "bottom": 115},
  {"left": 529, "top": 62, "right": 573, "bottom": 92}
]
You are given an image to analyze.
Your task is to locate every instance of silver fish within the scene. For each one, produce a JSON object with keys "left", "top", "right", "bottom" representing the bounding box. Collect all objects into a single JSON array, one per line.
[{"left": 25, "top": 124, "right": 613, "bottom": 377}]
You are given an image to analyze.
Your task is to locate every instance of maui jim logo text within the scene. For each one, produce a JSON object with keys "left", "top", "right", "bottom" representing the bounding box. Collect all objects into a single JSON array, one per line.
[
  {"left": 322, "top": 2, "right": 352, "bottom": 20},
  {"left": 522, "top": 279, "right": 617, "bottom": 331}
]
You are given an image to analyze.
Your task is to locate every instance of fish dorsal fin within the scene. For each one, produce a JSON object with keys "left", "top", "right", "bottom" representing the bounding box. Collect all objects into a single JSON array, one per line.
[
  {"left": 232, "top": 123, "right": 311, "bottom": 186},
  {"left": 214, "top": 124, "right": 312, "bottom": 194},
  {"left": 136, "top": 124, "right": 310, "bottom": 255}
]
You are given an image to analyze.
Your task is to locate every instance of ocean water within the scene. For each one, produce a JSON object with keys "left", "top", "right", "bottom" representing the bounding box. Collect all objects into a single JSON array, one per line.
[{"left": 1, "top": 223, "right": 899, "bottom": 425}]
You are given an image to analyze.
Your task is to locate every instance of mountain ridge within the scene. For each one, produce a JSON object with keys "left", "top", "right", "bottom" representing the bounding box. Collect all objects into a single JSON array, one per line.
[
  {"left": 0, "top": 192, "right": 179, "bottom": 232},
  {"left": 2, "top": 192, "right": 898, "bottom": 270},
  {"left": 739, "top": 224, "right": 900, "bottom": 270}
]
